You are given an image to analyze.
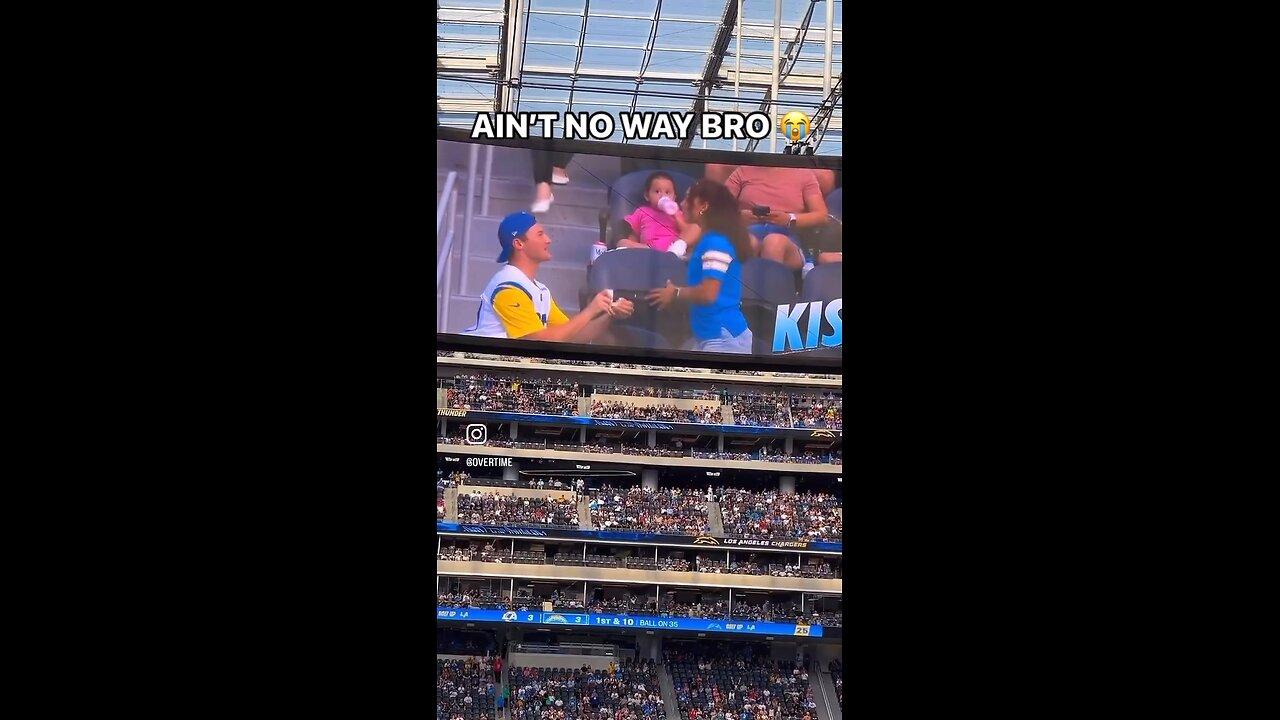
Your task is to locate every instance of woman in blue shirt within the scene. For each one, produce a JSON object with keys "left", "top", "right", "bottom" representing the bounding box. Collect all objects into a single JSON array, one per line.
[{"left": 646, "top": 179, "right": 754, "bottom": 354}]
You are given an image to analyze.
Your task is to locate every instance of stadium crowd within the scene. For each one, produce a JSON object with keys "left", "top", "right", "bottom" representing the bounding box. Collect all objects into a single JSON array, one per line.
[
  {"left": 666, "top": 642, "right": 817, "bottom": 720},
  {"left": 447, "top": 374, "right": 581, "bottom": 416},
  {"left": 509, "top": 660, "right": 665, "bottom": 720},
  {"left": 694, "top": 558, "right": 839, "bottom": 579},
  {"left": 443, "top": 351, "right": 839, "bottom": 379},
  {"left": 660, "top": 599, "right": 730, "bottom": 619},
  {"left": 718, "top": 490, "right": 843, "bottom": 541},
  {"left": 440, "top": 541, "right": 513, "bottom": 563},
  {"left": 620, "top": 444, "right": 686, "bottom": 457},
  {"left": 457, "top": 492, "right": 580, "bottom": 527},
  {"left": 591, "top": 401, "right": 723, "bottom": 424},
  {"left": 788, "top": 394, "right": 842, "bottom": 430},
  {"left": 440, "top": 434, "right": 547, "bottom": 449},
  {"left": 726, "top": 393, "right": 792, "bottom": 428},
  {"left": 691, "top": 451, "right": 753, "bottom": 461},
  {"left": 589, "top": 488, "right": 711, "bottom": 535},
  {"left": 725, "top": 601, "right": 841, "bottom": 627},
  {"left": 758, "top": 448, "right": 831, "bottom": 464},
  {"left": 437, "top": 656, "right": 498, "bottom": 720},
  {"left": 597, "top": 385, "right": 720, "bottom": 401},
  {"left": 437, "top": 590, "right": 508, "bottom": 609}
]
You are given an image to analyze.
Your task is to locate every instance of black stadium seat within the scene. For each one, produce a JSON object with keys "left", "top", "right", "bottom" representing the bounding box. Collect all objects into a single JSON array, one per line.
[
  {"left": 586, "top": 248, "right": 690, "bottom": 349},
  {"left": 739, "top": 259, "right": 798, "bottom": 354}
]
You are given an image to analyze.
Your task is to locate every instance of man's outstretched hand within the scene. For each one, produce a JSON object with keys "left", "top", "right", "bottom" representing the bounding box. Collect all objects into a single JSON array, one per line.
[
  {"left": 588, "top": 291, "right": 635, "bottom": 320},
  {"left": 610, "top": 298, "right": 634, "bottom": 319}
]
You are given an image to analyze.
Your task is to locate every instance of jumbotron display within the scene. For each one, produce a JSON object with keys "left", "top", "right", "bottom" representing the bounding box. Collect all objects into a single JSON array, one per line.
[{"left": 435, "top": 136, "right": 842, "bottom": 365}]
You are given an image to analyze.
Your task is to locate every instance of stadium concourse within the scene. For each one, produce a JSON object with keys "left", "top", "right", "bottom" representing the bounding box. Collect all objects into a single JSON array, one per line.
[{"left": 435, "top": 352, "right": 843, "bottom": 720}]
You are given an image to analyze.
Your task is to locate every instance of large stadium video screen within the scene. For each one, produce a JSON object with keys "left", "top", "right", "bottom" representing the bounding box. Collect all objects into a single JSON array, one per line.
[{"left": 435, "top": 136, "right": 843, "bottom": 367}]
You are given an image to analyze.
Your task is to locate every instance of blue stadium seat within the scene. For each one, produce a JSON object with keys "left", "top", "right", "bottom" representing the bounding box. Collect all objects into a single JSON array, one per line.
[
  {"left": 800, "top": 262, "right": 842, "bottom": 303},
  {"left": 739, "top": 259, "right": 798, "bottom": 354},
  {"left": 597, "top": 169, "right": 699, "bottom": 247}
]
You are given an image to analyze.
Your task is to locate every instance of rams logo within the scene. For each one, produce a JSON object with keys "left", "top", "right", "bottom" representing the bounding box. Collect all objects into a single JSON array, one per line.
[
  {"left": 793, "top": 625, "right": 810, "bottom": 636},
  {"left": 502, "top": 611, "right": 518, "bottom": 622},
  {"left": 809, "top": 430, "right": 836, "bottom": 438},
  {"left": 544, "top": 614, "right": 568, "bottom": 624},
  {"left": 693, "top": 535, "right": 719, "bottom": 545}
]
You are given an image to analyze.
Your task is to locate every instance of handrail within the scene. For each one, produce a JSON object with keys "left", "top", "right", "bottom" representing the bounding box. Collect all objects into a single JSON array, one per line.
[
  {"left": 438, "top": 178, "right": 461, "bottom": 330},
  {"left": 437, "top": 171, "right": 458, "bottom": 236},
  {"left": 815, "top": 661, "right": 837, "bottom": 720},
  {"left": 438, "top": 185, "right": 460, "bottom": 287}
]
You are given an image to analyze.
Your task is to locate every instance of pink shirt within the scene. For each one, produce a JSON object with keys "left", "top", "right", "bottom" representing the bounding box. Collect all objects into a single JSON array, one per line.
[
  {"left": 724, "top": 166, "right": 821, "bottom": 214},
  {"left": 624, "top": 206, "right": 681, "bottom": 252}
]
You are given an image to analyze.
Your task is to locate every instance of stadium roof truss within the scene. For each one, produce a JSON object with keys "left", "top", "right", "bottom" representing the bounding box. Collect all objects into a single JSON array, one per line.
[{"left": 437, "top": 0, "right": 843, "bottom": 155}]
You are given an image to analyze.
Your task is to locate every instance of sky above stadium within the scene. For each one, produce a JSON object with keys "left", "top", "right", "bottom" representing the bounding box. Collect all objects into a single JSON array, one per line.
[{"left": 438, "top": 0, "right": 843, "bottom": 155}]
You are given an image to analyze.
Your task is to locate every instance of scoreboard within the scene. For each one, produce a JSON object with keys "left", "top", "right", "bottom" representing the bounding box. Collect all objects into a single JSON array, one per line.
[{"left": 436, "top": 607, "right": 822, "bottom": 637}]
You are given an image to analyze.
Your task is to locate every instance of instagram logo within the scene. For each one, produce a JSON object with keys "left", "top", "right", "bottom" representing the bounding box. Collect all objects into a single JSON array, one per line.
[{"left": 464, "top": 424, "right": 487, "bottom": 445}]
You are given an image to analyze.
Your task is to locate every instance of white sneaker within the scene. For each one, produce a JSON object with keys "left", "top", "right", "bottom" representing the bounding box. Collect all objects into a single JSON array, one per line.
[
  {"left": 802, "top": 261, "right": 815, "bottom": 279},
  {"left": 531, "top": 194, "right": 554, "bottom": 213},
  {"left": 551, "top": 168, "right": 570, "bottom": 185}
]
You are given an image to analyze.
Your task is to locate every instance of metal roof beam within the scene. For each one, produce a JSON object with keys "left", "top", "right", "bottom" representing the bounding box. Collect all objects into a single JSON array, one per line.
[
  {"left": 678, "top": 0, "right": 739, "bottom": 149},
  {"left": 746, "top": 0, "right": 821, "bottom": 153},
  {"left": 624, "top": 0, "right": 666, "bottom": 139}
]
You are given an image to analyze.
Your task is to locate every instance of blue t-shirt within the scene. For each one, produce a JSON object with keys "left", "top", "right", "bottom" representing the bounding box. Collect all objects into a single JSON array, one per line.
[{"left": 688, "top": 231, "right": 749, "bottom": 341}]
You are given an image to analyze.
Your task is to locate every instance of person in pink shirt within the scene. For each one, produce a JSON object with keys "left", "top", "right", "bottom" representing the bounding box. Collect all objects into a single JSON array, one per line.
[
  {"left": 723, "top": 165, "right": 831, "bottom": 270},
  {"left": 617, "top": 172, "right": 695, "bottom": 255}
]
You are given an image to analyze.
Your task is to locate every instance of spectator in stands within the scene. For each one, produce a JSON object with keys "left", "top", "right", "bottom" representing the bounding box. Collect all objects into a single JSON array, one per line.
[
  {"left": 647, "top": 180, "right": 753, "bottom": 354},
  {"left": 447, "top": 374, "right": 581, "bottom": 416},
  {"left": 437, "top": 656, "right": 497, "bottom": 720},
  {"left": 719, "top": 489, "right": 842, "bottom": 541},
  {"left": 437, "top": 350, "right": 840, "bottom": 379},
  {"left": 531, "top": 150, "right": 573, "bottom": 214},
  {"left": 510, "top": 661, "right": 663, "bottom": 720},
  {"left": 726, "top": 392, "right": 791, "bottom": 428},
  {"left": 723, "top": 166, "right": 831, "bottom": 272},
  {"left": 789, "top": 393, "right": 842, "bottom": 430},
  {"left": 466, "top": 211, "right": 633, "bottom": 341},
  {"left": 457, "top": 492, "right": 580, "bottom": 527},
  {"left": 690, "top": 450, "right": 752, "bottom": 461},
  {"left": 595, "top": 384, "right": 720, "bottom": 400},
  {"left": 590, "top": 488, "right": 710, "bottom": 535},
  {"left": 616, "top": 171, "right": 695, "bottom": 256},
  {"left": 666, "top": 642, "right": 816, "bottom": 720},
  {"left": 621, "top": 444, "right": 685, "bottom": 458},
  {"left": 590, "top": 401, "right": 722, "bottom": 425}
]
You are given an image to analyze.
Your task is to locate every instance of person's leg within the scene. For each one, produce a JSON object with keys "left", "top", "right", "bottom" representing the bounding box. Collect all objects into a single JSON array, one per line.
[
  {"left": 551, "top": 152, "right": 574, "bottom": 184},
  {"left": 760, "top": 233, "right": 804, "bottom": 270},
  {"left": 694, "top": 328, "right": 753, "bottom": 354},
  {"left": 531, "top": 151, "right": 557, "bottom": 211},
  {"left": 817, "top": 252, "right": 842, "bottom": 264}
]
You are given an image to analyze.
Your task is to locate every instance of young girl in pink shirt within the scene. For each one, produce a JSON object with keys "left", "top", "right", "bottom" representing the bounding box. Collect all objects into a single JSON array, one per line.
[{"left": 617, "top": 171, "right": 695, "bottom": 256}]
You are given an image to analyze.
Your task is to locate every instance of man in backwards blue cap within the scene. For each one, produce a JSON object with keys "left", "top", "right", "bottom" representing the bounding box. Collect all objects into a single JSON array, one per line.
[{"left": 465, "top": 211, "right": 633, "bottom": 340}]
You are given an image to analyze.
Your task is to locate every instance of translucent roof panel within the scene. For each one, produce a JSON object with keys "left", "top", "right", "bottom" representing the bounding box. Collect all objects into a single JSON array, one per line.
[{"left": 436, "top": 0, "right": 844, "bottom": 155}]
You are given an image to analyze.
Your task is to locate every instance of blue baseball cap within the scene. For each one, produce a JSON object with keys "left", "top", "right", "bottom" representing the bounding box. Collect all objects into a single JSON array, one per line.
[{"left": 497, "top": 211, "right": 538, "bottom": 263}]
